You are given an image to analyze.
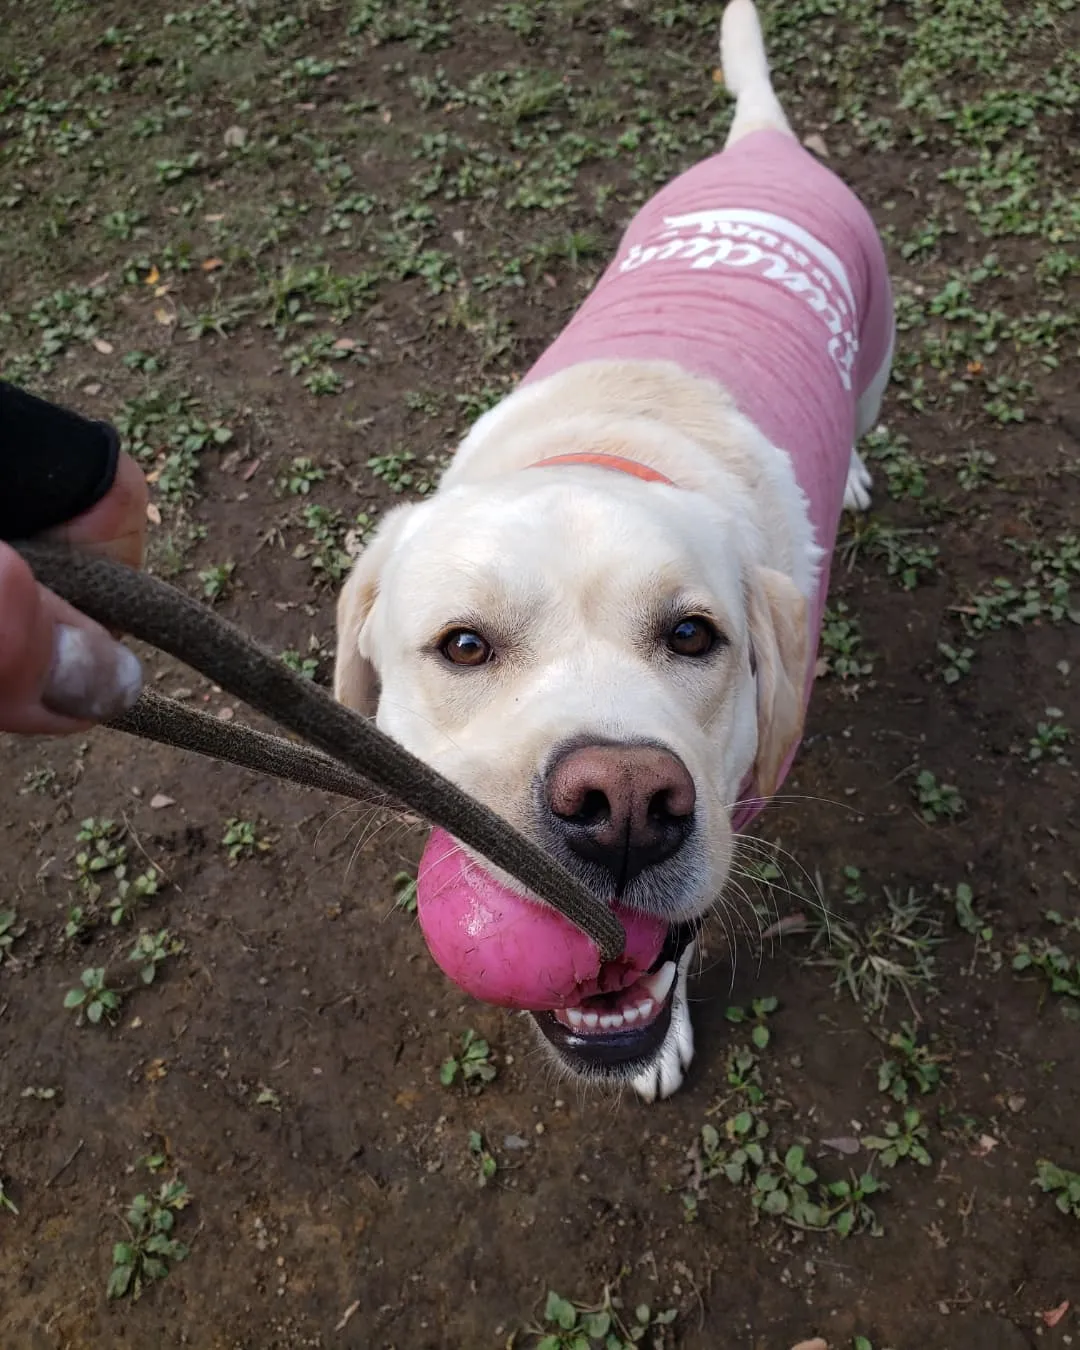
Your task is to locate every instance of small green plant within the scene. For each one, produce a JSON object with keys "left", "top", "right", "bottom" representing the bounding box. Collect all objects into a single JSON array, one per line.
[
  {"left": 877, "top": 1023, "right": 948, "bottom": 1102},
  {"left": 72, "top": 818, "right": 160, "bottom": 924},
  {"left": 64, "top": 905, "right": 88, "bottom": 940},
  {"left": 1033, "top": 1160, "right": 1080, "bottom": 1219},
  {"left": 468, "top": 1131, "right": 497, "bottom": 1186},
  {"left": 0, "top": 909, "right": 24, "bottom": 963},
  {"left": 912, "top": 770, "right": 965, "bottom": 823},
  {"left": 129, "top": 929, "right": 184, "bottom": 985},
  {"left": 527, "top": 1289, "right": 676, "bottom": 1350},
  {"left": 63, "top": 967, "right": 122, "bottom": 1026},
  {"left": 950, "top": 882, "right": 995, "bottom": 949},
  {"left": 861, "top": 1108, "right": 932, "bottom": 1167},
  {"left": 937, "top": 643, "right": 974, "bottom": 684},
  {"left": 725, "top": 995, "right": 779, "bottom": 1050},
  {"left": 1028, "top": 708, "right": 1070, "bottom": 763},
  {"left": 222, "top": 818, "right": 273, "bottom": 863},
  {"left": 198, "top": 561, "right": 235, "bottom": 603},
  {"left": 279, "top": 648, "right": 320, "bottom": 680},
  {"left": 440, "top": 1028, "right": 496, "bottom": 1088},
  {"left": 1012, "top": 940, "right": 1080, "bottom": 999},
  {"left": 393, "top": 870, "right": 418, "bottom": 914},
  {"left": 108, "top": 1177, "right": 192, "bottom": 1300},
  {"left": 819, "top": 602, "right": 873, "bottom": 682},
  {"left": 366, "top": 448, "right": 441, "bottom": 496},
  {"left": 279, "top": 455, "right": 326, "bottom": 495}
]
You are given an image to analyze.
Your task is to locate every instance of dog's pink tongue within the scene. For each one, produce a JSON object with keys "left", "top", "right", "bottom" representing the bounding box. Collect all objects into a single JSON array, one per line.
[{"left": 416, "top": 829, "right": 666, "bottom": 1010}]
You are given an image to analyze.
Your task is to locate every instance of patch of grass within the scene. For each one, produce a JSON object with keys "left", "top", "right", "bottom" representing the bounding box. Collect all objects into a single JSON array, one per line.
[
  {"left": 440, "top": 1028, "right": 496, "bottom": 1089},
  {"left": 108, "top": 1177, "right": 192, "bottom": 1301},
  {"left": 811, "top": 886, "right": 943, "bottom": 1013}
]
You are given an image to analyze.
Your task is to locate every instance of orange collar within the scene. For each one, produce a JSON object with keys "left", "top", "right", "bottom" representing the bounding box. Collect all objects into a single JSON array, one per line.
[{"left": 528, "top": 452, "right": 675, "bottom": 486}]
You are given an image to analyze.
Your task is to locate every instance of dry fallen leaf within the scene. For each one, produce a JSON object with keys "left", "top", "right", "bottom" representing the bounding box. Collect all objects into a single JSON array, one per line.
[
  {"left": 204, "top": 212, "right": 225, "bottom": 223},
  {"left": 145, "top": 1058, "right": 168, "bottom": 1082},
  {"left": 332, "top": 336, "right": 358, "bottom": 351},
  {"left": 803, "top": 132, "right": 830, "bottom": 159},
  {"left": 201, "top": 256, "right": 224, "bottom": 272},
  {"left": 154, "top": 305, "right": 176, "bottom": 327},
  {"left": 91, "top": 337, "right": 114, "bottom": 355},
  {"left": 791, "top": 1340, "right": 829, "bottom": 1350},
  {"left": 1042, "top": 1301, "right": 1069, "bottom": 1328},
  {"left": 149, "top": 794, "right": 175, "bottom": 810},
  {"left": 223, "top": 124, "right": 247, "bottom": 148},
  {"left": 711, "top": 67, "right": 724, "bottom": 85},
  {"left": 145, "top": 264, "right": 160, "bottom": 286},
  {"left": 241, "top": 457, "right": 262, "bottom": 481},
  {"left": 973, "top": 1133, "right": 999, "bottom": 1157},
  {"left": 820, "top": 1136, "right": 860, "bottom": 1156},
  {"left": 83, "top": 382, "right": 102, "bottom": 397}
]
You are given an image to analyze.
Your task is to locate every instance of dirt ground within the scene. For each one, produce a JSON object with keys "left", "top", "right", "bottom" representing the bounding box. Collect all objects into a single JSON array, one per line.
[{"left": 2, "top": 1, "right": 1078, "bottom": 1347}]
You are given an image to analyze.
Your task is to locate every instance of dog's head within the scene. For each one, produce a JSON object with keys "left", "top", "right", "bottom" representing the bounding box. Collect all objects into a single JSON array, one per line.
[{"left": 335, "top": 442, "right": 807, "bottom": 1088}]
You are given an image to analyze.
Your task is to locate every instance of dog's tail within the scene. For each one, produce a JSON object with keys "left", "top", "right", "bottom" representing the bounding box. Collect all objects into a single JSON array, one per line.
[{"left": 720, "top": 0, "right": 794, "bottom": 146}]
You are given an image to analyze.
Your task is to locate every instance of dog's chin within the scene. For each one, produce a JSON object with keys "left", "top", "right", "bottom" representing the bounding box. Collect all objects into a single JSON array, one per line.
[{"left": 529, "top": 921, "right": 697, "bottom": 1080}]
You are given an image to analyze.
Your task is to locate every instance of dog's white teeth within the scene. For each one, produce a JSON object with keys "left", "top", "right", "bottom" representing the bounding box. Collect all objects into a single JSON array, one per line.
[
  {"left": 636, "top": 998, "right": 654, "bottom": 1021},
  {"left": 622, "top": 1005, "right": 640, "bottom": 1024},
  {"left": 644, "top": 961, "right": 677, "bottom": 1006},
  {"left": 583, "top": 1011, "right": 599, "bottom": 1029},
  {"left": 565, "top": 1008, "right": 584, "bottom": 1029}
]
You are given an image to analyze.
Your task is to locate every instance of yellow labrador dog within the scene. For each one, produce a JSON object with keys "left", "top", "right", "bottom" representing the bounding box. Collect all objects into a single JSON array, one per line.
[{"left": 335, "top": 0, "right": 894, "bottom": 1101}]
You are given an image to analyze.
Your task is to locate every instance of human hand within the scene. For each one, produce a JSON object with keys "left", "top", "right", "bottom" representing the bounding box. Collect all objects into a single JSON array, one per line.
[{"left": 1, "top": 449, "right": 148, "bottom": 735}]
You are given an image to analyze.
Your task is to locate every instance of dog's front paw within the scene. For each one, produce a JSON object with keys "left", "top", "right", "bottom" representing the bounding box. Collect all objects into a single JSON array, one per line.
[
  {"left": 843, "top": 449, "right": 873, "bottom": 513},
  {"left": 631, "top": 944, "right": 695, "bottom": 1103}
]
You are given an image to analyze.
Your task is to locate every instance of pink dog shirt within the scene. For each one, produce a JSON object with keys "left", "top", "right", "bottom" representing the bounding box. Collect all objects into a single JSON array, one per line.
[{"left": 522, "top": 128, "right": 894, "bottom": 822}]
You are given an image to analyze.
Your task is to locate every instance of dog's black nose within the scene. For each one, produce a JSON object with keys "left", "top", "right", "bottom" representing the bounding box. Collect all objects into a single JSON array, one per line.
[{"left": 544, "top": 742, "right": 695, "bottom": 891}]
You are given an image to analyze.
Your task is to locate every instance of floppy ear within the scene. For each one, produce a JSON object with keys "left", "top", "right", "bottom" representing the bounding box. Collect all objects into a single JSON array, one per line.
[
  {"left": 746, "top": 566, "right": 809, "bottom": 801},
  {"left": 333, "top": 506, "right": 416, "bottom": 717}
]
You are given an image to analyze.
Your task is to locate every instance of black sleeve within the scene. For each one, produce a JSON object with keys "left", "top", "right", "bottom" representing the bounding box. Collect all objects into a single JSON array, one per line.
[{"left": 0, "top": 380, "right": 122, "bottom": 541}]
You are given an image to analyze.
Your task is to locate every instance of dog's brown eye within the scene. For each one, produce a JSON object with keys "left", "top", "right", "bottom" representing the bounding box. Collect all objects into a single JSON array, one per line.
[
  {"left": 666, "top": 616, "right": 718, "bottom": 658},
  {"left": 440, "top": 629, "right": 493, "bottom": 667}
]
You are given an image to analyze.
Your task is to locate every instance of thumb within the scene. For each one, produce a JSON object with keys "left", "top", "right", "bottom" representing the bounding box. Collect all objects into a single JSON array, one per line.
[{"left": 0, "top": 542, "right": 143, "bottom": 736}]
